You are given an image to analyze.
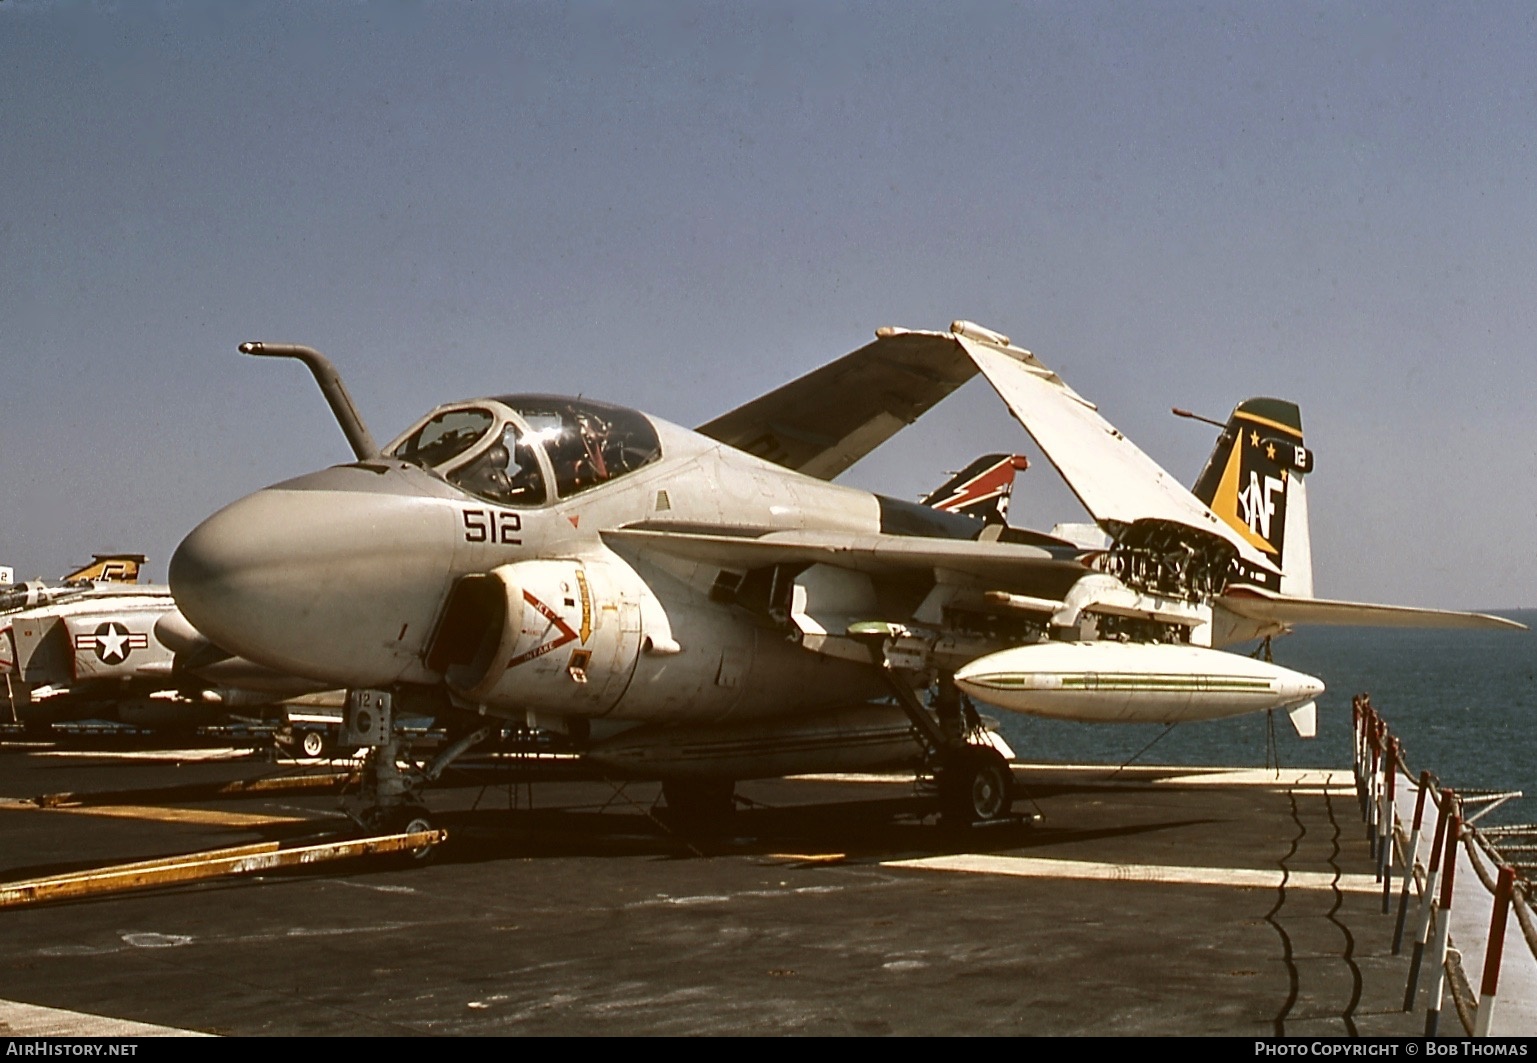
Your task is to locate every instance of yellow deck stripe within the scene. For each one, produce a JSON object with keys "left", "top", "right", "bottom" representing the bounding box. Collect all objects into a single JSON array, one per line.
[
  {"left": 42, "top": 804, "right": 308, "bottom": 827},
  {"left": 766, "top": 853, "right": 848, "bottom": 864},
  {"left": 35, "top": 748, "right": 258, "bottom": 762}
]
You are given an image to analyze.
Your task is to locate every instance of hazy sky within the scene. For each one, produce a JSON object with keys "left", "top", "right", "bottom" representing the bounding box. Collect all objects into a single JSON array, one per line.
[{"left": 2, "top": 2, "right": 1534, "bottom": 610}]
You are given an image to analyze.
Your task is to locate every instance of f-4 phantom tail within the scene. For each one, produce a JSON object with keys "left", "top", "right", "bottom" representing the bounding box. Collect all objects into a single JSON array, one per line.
[
  {"left": 61, "top": 553, "right": 149, "bottom": 585},
  {"left": 169, "top": 323, "right": 1522, "bottom": 830}
]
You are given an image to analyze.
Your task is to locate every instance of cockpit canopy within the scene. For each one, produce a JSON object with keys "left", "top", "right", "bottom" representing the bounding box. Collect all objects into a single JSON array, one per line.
[
  {"left": 386, "top": 395, "right": 663, "bottom": 507},
  {"left": 392, "top": 408, "right": 496, "bottom": 470}
]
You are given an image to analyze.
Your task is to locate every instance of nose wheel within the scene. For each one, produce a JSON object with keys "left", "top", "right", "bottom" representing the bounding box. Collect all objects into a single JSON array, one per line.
[{"left": 358, "top": 803, "right": 439, "bottom": 865}]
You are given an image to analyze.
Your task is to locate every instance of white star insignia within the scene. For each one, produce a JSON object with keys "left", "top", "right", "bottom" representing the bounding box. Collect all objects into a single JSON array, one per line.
[{"left": 96, "top": 624, "right": 129, "bottom": 663}]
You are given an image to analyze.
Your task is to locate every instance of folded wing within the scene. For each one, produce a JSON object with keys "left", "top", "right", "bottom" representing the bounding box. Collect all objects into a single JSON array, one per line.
[
  {"left": 943, "top": 325, "right": 1280, "bottom": 576},
  {"left": 697, "top": 329, "right": 978, "bottom": 480}
]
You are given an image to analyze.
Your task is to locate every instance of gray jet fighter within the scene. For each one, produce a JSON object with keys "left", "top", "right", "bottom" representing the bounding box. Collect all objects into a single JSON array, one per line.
[
  {"left": 170, "top": 321, "right": 1521, "bottom": 832},
  {"left": 3, "top": 555, "right": 327, "bottom": 732}
]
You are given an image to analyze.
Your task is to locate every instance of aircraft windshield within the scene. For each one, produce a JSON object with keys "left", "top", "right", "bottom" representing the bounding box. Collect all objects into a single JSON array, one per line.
[
  {"left": 501, "top": 396, "right": 662, "bottom": 499},
  {"left": 391, "top": 408, "right": 496, "bottom": 470}
]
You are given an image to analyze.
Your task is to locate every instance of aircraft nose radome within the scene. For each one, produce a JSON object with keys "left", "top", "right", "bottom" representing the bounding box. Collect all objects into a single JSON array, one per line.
[
  {"left": 171, "top": 504, "right": 254, "bottom": 638},
  {"left": 170, "top": 517, "right": 228, "bottom": 606},
  {"left": 171, "top": 490, "right": 314, "bottom": 668},
  {"left": 172, "top": 479, "right": 456, "bottom": 687}
]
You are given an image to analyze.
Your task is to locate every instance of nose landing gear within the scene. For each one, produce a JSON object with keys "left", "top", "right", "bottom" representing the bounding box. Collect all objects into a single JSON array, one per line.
[
  {"left": 340, "top": 689, "right": 488, "bottom": 865},
  {"left": 363, "top": 804, "right": 439, "bottom": 865}
]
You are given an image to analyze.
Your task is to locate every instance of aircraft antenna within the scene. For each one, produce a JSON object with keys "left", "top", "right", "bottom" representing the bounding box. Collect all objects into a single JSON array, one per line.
[
  {"left": 1171, "top": 407, "right": 1226, "bottom": 430},
  {"left": 238, "top": 343, "right": 379, "bottom": 460}
]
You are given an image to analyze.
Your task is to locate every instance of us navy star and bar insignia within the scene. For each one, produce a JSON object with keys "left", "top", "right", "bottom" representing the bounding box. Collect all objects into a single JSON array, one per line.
[{"left": 74, "top": 621, "right": 149, "bottom": 664}]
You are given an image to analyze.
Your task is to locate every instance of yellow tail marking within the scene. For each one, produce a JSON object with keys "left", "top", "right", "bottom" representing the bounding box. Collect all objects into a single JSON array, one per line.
[{"left": 1211, "top": 438, "right": 1278, "bottom": 555}]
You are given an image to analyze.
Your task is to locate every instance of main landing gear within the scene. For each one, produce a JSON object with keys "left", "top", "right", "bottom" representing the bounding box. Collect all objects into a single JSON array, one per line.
[
  {"left": 934, "top": 744, "right": 1013, "bottom": 824},
  {"left": 881, "top": 666, "right": 1016, "bottom": 828}
]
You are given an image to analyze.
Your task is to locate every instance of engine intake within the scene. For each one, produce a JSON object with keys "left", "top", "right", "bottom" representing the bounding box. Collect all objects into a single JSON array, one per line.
[{"left": 426, "top": 556, "right": 650, "bottom": 717}]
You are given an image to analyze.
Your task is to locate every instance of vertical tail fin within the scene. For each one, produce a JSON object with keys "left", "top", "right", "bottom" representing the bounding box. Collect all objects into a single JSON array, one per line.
[
  {"left": 61, "top": 553, "right": 147, "bottom": 584},
  {"left": 922, "top": 454, "right": 1029, "bottom": 526},
  {"left": 1190, "top": 399, "right": 1314, "bottom": 596}
]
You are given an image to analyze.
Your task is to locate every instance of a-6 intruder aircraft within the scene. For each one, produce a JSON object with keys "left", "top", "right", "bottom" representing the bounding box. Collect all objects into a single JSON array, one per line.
[{"left": 170, "top": 321, "right": 1521, "bottom": 831}]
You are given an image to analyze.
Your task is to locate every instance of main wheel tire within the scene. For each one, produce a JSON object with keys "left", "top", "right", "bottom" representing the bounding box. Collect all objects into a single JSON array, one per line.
[
  {"left": 660, "top": 779, "right": 736, "bottom": 833},
  {"left": 938, "top": 747, "right": 1013, "bottom": 825}
]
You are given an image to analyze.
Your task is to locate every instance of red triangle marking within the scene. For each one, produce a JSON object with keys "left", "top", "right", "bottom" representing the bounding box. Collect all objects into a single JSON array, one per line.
[{"left": 505, "top": 591, "right": 580, "bottom": 669}]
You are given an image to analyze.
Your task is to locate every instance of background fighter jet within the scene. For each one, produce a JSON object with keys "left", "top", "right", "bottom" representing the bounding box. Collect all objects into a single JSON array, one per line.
[
  {"left": 2, "top": 554, "right": 328, "bottom": 732},
  {"left": 169, "top": 322, "right": 1521, "bottom": 831},
  {"left": 920, "top": 454, "right": 1030, "bottom": 527}
]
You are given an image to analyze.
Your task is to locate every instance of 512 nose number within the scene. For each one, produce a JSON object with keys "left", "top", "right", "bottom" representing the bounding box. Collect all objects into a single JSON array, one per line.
[{"left": 462, "top": 508, "right": 522, "bottom": 545}]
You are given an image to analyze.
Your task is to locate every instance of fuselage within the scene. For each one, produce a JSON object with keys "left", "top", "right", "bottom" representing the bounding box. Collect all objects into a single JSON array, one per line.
[
  {"left": 171, "top": 386, "right": 1333, "bottom": 739},
  {"left": 170, "top": 396, "right": 905, "bottom": 725}
]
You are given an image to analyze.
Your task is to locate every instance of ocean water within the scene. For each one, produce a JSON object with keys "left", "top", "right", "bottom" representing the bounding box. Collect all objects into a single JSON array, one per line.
[{"left": 991, "top": 609, "right": 1537, "bottom": 823}]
